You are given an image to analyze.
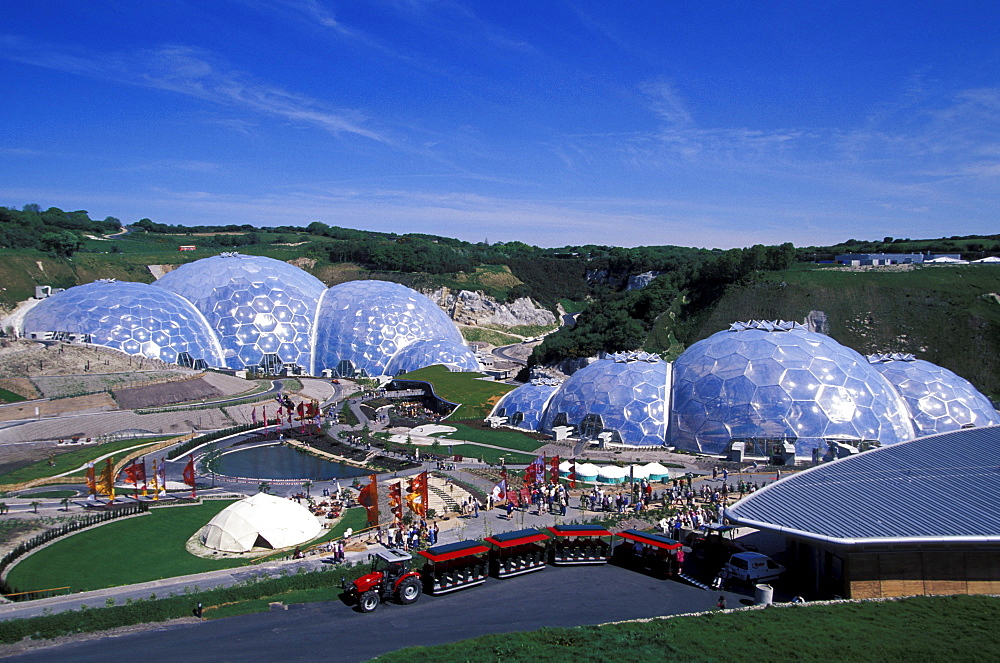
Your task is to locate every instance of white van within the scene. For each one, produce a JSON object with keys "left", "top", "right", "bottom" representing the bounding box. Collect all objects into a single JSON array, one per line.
[{"left": 723, "top": 552, "right": 785, "bottom": 584}]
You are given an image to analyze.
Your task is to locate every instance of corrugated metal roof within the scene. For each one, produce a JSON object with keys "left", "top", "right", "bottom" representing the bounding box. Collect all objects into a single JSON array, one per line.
[{"left": 726, "top": 426, "right": 1000, "bottom": 544}]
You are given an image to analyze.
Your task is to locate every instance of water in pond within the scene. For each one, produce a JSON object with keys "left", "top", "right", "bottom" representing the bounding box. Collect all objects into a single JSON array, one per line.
[{"left": 214, "top": 444, "right": 369, "bottom": 481}]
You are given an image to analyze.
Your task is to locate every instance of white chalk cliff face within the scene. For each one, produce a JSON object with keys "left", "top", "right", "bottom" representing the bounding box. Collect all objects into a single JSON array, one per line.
[{"left": 426, "top": 288, "right": 557, "bottom": 327}]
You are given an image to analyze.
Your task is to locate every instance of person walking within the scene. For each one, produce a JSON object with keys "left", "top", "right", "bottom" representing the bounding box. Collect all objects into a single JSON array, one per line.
[{"left": 717, "top": 595, "right": 727, "bottom": 610}]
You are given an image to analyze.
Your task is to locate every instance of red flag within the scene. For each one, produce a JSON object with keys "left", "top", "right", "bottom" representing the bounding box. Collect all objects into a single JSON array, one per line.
[
  {"left": 506, "top": 489, "right": 519, "bottom": 506},
  {"left": 519, "top": 486, "right": 530, "bottom": 504},
  {"left": 406, "top": 471, "right": 428, "bottom": 517},
  {"left": 183, "top": 455, "right": 196, "bottom": 498},
  {"left": 570, "top": 459, "right": 577, "bottom": 489},
  {"left": 297, "top": 402, "right": 306, "bottom": 419},
  {"left": 359, "top": 474, "right": 379, "bottom": 527},
  {"left": 526, "top": 456, "right": 545, "bottom": 486},
  {"left": 251, "top": 407, "right": 258, "bottom": 424},
  {"left": 550, "top": 455, "right": 560, "bottom": 484}
]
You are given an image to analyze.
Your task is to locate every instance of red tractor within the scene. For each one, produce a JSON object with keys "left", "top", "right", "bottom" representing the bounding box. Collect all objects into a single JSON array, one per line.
[{"left": 342, "top": 549, "right": 422, "bottom": 613}]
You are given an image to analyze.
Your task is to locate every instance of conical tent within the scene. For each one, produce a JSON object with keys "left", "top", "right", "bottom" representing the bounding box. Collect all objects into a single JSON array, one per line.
[{"left": 201, "top": 492, "right": 322, "bottom": 553}]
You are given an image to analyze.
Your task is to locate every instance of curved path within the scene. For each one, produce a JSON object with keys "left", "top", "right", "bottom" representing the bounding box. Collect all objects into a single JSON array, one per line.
[{"left": 7, "top": 564, "right": 735, "bottom": 662}]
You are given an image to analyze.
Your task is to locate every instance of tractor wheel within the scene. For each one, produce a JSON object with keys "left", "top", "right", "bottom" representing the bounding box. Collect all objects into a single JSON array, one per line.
[
  {"left": 397, "top": 577, "right": 421, "bottom": 604},
  {"left": 358, "top": 590, "right": 380, "bottom": 613}
]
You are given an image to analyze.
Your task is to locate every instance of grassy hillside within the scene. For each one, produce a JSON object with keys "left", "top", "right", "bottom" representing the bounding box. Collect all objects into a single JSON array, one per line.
[{"left": 679, "top": 264, "right": 1000, "bottom": 399}]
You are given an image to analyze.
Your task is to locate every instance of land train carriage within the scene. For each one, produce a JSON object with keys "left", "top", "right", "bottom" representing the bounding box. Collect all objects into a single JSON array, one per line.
[
  {"left": 547, "top": 525, "right": 613, "bottom": 565},
  {"left": 485, "top": 528, "right": 549, "bottom": 578},
  {"left": 610, "top": 528, "right": 683, "bottom": 578},
  {"left": 417, "top": 540, "right": 490, "bottom": 595}
]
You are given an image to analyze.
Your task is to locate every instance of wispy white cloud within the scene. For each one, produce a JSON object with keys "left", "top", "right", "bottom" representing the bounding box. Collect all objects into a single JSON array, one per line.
[{"left": 0, "top": 36, "right": 387, "bottom": 143}]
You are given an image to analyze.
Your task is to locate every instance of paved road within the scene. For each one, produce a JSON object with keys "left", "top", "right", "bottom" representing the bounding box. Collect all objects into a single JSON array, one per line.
[{"left": 7, "top": 564, "right": 738, "bottom": 662}]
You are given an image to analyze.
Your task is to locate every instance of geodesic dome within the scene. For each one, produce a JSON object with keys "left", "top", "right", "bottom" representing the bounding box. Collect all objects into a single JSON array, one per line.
[
  {"left": 200, "top": 492, "right": 322, "bottom": 553},
  {"left": 492, "top": 378, "right": 562, "bottom": 430},
  {"left": 384, "top": 338, "right": 480, "bottom": 376},
  {"left": 312, "top": 280, "right": 466, "bottom": 376},
  {"left": 541, "top": 352, "right": 670, "bottom": 446},
  {"left": 21, "top": 280, "right": 224, "bottom": 367},
  {"left": 154, "top": 253, "right": 326, "bottom": 370},
  {"left": 669, "top": 321, "right": 914, "bottom": 457},
  {"left": 868, "top": 353, "right": 1000, "bottom": 436}
]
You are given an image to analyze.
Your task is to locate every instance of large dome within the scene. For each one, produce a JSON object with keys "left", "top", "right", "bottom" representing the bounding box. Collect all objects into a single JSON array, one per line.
[
  {"left": 868, "top": 353, "right": 1000, "bottom": 436},
  {"left": 670, "top": 321, "right": 914, "bottom": 457},
  {"left": 541, "top": 352, "right": 670, "bottom": 446},
  {"left": 200, "top": 492, "right": 322, "bottom": 553},
  {"left": 154, "top": 253, "right": 326, "bottom": 370},
  {"left": 312, "top": 280, "right": 467, "bottom": 376},
  {"left": 22, "top": 280, "right": 224, "bottom": 367},
  {"left": 492, "top": 378, "right": 561, "bottom": 430}
]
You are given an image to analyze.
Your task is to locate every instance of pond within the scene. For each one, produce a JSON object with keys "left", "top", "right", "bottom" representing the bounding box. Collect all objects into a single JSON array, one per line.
[{"left": 213, "top": 443, "right": 370, "bottom": 481}]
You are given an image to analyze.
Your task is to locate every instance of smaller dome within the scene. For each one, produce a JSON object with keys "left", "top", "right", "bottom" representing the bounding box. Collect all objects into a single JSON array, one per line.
[
  {"left": 868, "top": 353, "right": 1000, "bottom": 436},
  {"left": 385, "top": 339, "right": 481, "bottom": 375},
  {"left": 201, "top": 493, "right": 322, "bottom": 553},
  {"left": 492, "top": 379, "right": 561, "bottom": 430}
]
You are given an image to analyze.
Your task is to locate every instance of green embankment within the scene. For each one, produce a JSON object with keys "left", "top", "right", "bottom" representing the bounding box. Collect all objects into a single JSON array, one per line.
[
  {"left": 376, "top": 594, "right": 1000, "bottom": 663},
  {"left": 680, "top": 265, "right": 1000, "bottom": 399},
  {"left": 0, "top": 437, "right": 170, "bottom": 486},
  {"left": 398, "top": 365, "right": 515, "bottom": 420},
  {"left": 430, "top": 423, "right": 544, "bottom": 453}
]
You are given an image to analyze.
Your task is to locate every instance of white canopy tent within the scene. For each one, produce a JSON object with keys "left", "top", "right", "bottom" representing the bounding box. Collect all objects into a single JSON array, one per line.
[{"left": 201, "top": 492, "right": 323, "bottom": 553}]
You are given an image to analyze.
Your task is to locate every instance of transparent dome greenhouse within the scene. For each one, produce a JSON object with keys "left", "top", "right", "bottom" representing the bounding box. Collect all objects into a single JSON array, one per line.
[
  {"left": 22, "top": 280, "right": 225, "bottom": 367},
  {"left": 492, "top": 378, "right": 562, "bottom": 431},
  {"left": 669, "top": 321, "right": 915, "bottom": 457},
  {"left": 19, "top": 254, "right": 478, "bottom": 378},
  {"left": 312, "top": 280, "right": 472, "bottom": 377},
  {"left": 867, "top": 353, "right": 1000, "bottom": 436},
  {"left": 540, "top": 352, "right": 671, "bottom": 446},
  {"left": 153, "top": 253, "right": 326, "bottom": 371}
]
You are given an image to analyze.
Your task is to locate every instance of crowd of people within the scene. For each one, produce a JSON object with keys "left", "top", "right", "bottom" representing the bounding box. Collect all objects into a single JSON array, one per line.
[{"left": 373, "top": 519, "right": 441, "bottom": 551}]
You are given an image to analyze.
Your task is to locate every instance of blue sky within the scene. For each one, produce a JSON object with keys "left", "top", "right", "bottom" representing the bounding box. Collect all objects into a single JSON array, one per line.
[{"left": 2, "top": 1, "right": 999, "bottom": 248}]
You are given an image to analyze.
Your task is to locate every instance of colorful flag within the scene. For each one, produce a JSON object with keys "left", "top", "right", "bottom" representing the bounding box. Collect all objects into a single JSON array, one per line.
[
  {"left": 159, "top": 457, "right": 166, "bottom": 495},
  {"left": 183, "top": 455, "right": 196, "bottom": 498},
  {"left": 491, "top": 479, "right": 507, "bottom": 503},
  {"left": 550, "top": 455, "right": 560, "bottom": 484},
  {"left": 96, "top": 458, "right": 115, "bottom": 502},
  {"left": 85, "top": 461, "right": 96, "bottom": 496},
  {"left": 570, "top": 459, "right": 577, "bottom": 489},
  {"left": 405, "top": 471, "right": 429, "bottom": 517},
  {"left": 251, "top": 407, "right": 258, "bottom": 424},
  {"left": 526, "top": 456, "right": 545, "bottom": 486},
  {"left": 358, "top": 474, "right": 379, "bottom": 527},
  {"left": 150, "top": 459, "right": 159, "bottom": 501},
  {"left": 506, "top": 489, "right": 519, "bottom": 507},
  {"left": 389, "top": 481, "right": 403, "bottom": 523},
  {"left": 519, "top": 485, "right": 530, "bottom": 505}
]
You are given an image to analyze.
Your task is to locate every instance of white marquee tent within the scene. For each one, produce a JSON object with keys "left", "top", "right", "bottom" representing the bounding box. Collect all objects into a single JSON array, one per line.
[{"left": 201, "top": 492, "right": 323, "bottom": 553}]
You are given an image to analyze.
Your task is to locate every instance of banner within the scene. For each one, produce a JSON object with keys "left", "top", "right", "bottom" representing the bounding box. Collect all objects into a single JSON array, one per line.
[
  {"left": 183, "top": 455, "right": 196, "bottom": 498},
  {"left": 405, "top": 471, "right": 429, "bottom": 517},
  {"left": 96, "top": 457, "right": 115, "bottom": 502},
  {"left": 526, "top": 456, "right": 545, "bottom": 486},
  {"left": 358, "top": 474, "right": 379, "bottom": 527},
  {"left": 550, "top": 455, "right": 560, "bottom": 484},
  {"left": 506, "top": 489, "right": 519, "bottom": 507},
  {"left": 389, "top": 482, "right": 403, "bottom": 524},
  {"left": 85, "top": 461, "right": 97, "bottom": 496},
  {"left": 150, "top": 459, "right": 159, "bottom": 501},
  {"left": 491, "top": 479, "right": 507, "bottom": 504},
  {"left": 570, "top": 459, "right": 577, "bottom": 489}
]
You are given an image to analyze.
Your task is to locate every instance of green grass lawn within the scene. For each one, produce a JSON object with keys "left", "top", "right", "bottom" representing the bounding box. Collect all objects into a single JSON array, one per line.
[
  {"left": 430, "top": 423, "right": 544, "bottom": 453},
  {"left": 15, "top": 490, "right": 78, "bottom": 499},
  {"left": 0, "top": 437, "right": 171, "bottom": 485},
  {"left": 443, "top": 445, "right": 537, "bottom": 465},
  {"left": 398, "top": 365, "right": 515, "bottom": 420},
  {"left": 5, "top": 502, "right": 367, "bottom": 595},
  {"left": 0, "top": 387, "right": 26, "bottom": 403},
  {"left": 375, "top": 594, "right": 1000, "bottom": 662}
]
